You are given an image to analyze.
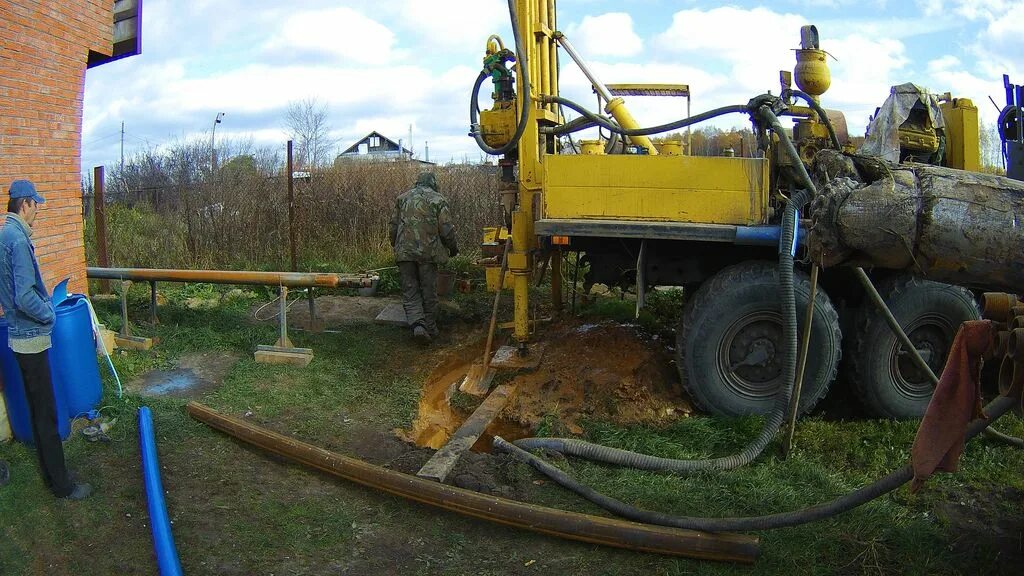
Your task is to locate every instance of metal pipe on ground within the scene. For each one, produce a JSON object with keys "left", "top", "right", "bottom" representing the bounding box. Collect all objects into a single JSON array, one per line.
[
  {"left": 87, "top": 267, "right": 376, "bottom": 289},
  {"left": 185, "top": 401, "right": 760, "bottom": 563}
]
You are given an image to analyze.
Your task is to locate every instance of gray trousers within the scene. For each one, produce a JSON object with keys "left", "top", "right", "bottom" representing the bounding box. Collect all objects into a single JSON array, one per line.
[{"left": 398, "top": 261, "right": 438, "bottom": 332}]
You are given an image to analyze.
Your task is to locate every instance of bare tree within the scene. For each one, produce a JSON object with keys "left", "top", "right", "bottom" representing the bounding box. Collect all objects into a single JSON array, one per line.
[{"left": 284, "top": 98, "right": 337, "bottom": 170}]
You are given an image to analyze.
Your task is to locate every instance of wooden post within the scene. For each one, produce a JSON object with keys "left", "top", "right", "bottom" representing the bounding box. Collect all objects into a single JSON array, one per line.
[
  {"left": 93, "top": 166, "right": 110, "bottom": 294},
  {"left": 287, "top": 140, "right": 297, "bottom": 272}
]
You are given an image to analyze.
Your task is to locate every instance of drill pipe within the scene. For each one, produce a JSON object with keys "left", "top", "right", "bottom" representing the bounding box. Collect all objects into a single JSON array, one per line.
[
  {"left": 807, "top": 156, "right": 1024, "bottom": 293},
  {"left": 87, "top": 267, "right": 376, "bottom": 289},
  {"left": 185, "top": 401, "right": 759, "bottom": 563}
]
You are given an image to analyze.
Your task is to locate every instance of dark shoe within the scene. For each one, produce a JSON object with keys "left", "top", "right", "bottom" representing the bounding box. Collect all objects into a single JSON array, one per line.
[
  {"left": 63, "top": 482, "right": 92, "bottom": 500},
  {"left": 413, "top": 325, "right": 432, "bottom": 344},
  {"left": 428, "top": 326, "right": 440, "bottom": 338},
  {"left": 0, "top": 460, "right": 9, "bottom": 487}
]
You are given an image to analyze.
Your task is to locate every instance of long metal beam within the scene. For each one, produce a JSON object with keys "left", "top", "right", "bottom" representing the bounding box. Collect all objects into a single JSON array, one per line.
[
  {"left": 87, "top": 267, "right": 376, "bottom": 289},
  {"left": 186, "top": 401, "right": 760, "bottom": 563}
]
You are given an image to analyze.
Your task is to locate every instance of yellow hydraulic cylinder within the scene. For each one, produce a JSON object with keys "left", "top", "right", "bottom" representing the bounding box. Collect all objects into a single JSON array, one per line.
[{"left": 605, "top": 97, "right": 659, "bottom": 155}]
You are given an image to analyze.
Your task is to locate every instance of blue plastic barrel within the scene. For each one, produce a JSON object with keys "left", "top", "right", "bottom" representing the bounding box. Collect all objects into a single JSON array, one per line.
[
  {"left": 51, "top": 295, "right": 102, "bottom": 419},
  {"left": 0, "top": 318, "right": 71, "bottom": 444}
]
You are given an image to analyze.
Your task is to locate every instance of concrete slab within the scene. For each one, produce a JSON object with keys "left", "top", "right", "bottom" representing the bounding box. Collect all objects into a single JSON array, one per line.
[
  {"left": 489, "top": 343, "right": 545, "bottom": 370},
  {"left": 375, "top": 302, "right": 409, "bottom": 327}
]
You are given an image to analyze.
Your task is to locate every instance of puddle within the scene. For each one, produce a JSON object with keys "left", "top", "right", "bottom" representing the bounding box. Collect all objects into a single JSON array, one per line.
[
  {"left": 402, "top": 364, "right": 465, "bottom": 449},
  {"left": 131, "top": 351, "right": 240, "bottom": 399},
  {"left": 143, "top": 368, "right": 205, "bottom": 396}
]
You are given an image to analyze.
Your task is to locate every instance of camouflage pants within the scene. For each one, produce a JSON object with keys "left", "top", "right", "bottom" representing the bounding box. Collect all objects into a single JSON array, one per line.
[{"left": 398, "top": 261, "right": 438, "bottom": 333}]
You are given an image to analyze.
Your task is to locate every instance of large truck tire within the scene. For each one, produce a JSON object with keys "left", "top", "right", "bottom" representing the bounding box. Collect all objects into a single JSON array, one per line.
[
  {"left": 849, "top": 276, "right": 979, "bottom": 419},
  {"left": 677, "top": 261, "right": 842, "bottom": 417}
]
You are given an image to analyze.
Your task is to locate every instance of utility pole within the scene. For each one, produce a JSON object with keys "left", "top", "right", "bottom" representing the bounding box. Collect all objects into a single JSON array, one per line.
[
  {"left": 287, "top": 140, "right": 297, "bottom": 272},
  {"left": 120, "top": 121, "right": 124, "bottom": 172},
  {"left": 408, "top": 124, "right": 413, "bottom": 158},
  {"left": 425, "top": 141, "right": 429, "bottom": 163},
  {"left": 211, "top": 112, "right": 225, "bottom": 171}
]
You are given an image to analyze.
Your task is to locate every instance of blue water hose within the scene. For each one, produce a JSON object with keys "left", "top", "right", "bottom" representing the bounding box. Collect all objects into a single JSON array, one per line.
[
  {"left": 82, "top": 296, "right": 122, "bottom": 398},
  {"left": 138, "top": 406, "right": 184, "bottom": 576}
]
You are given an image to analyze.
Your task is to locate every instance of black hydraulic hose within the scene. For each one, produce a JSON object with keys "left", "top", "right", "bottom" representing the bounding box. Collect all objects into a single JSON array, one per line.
[
  {"left": 515, "top": 186, "right": 811, "bottom": 471},
  {"left": 470, "top": 0, "right": 531, "bottom": 156},
  {"left": 541, "top": 95, "right": 749, "bottom": 137},
  {"left": 787, "top": 90, "right": 841, "bottom": 150},
  {"left": 986, "top": 426, "right": 1024, "bottom": 448},
  {"left": 494, "top": 394, "right": 1019, "bottom": 532},
  {"left": 757, "top": 106, "right": 821, "bottom": 198}
]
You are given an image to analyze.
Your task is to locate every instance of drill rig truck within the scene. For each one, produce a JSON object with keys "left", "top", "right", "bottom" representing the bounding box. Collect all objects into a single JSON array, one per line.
[{"left": 470, "top": 0, "right": 1024, "bottom": 420}]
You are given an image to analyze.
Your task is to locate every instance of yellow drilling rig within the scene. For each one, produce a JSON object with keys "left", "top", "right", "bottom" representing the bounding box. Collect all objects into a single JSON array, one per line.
[{"left": 469, "top": 0, "right": 1024, "bottom": 419}]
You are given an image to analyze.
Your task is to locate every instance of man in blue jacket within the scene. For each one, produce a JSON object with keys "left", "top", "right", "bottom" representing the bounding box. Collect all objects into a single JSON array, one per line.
[{"left": 0, "top": 180, "right": 89, "bottom": 499}]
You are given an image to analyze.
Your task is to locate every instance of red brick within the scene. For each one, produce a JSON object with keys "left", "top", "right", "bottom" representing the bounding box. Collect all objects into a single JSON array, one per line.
[{"left": 0, "top": 0, "right": 116, "bottom": 295}]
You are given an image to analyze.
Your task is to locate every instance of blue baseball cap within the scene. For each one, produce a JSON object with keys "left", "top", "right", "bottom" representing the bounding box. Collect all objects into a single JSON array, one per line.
[{"left": 8, "top": 180, "right": 45, "bottom": 204}]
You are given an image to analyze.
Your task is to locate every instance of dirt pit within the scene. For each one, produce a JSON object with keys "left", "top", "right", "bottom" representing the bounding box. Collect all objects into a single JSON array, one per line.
[{"left": 400, "top": 320, "right": 692, "bottom": 451}]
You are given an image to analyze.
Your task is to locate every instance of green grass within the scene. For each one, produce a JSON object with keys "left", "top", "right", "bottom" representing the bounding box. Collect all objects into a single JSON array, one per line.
[{"left": 1, "top": 286, "right": 1022, "bottom": 575}]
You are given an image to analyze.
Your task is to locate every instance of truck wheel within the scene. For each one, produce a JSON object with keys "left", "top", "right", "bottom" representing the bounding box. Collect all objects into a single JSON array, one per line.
[
  {"left": 850, "top": 276, "right": 979, "bottom": 419},
  {"left": 677, "top": 261, "right": 841, "bottom": 417}
]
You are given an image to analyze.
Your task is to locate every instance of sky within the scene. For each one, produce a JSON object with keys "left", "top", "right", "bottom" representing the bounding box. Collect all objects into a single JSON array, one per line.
[{"left": 81, "top": 0, "right": 1024, "bottom": 171}]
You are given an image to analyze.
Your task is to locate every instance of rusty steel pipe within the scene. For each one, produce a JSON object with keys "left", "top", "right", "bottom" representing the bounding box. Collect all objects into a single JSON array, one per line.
[
  {"left": 982, "top": 293, "right": 1018, "bottom": 323},
  {"left": 87, "top": 267, "right": 376, "bottom": 289},
  {"left": 185, "top": 402, "right": 759, "bottom": 563}
]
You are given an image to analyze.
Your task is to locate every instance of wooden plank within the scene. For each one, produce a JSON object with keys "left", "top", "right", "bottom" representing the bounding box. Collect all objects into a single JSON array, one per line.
[
  {"left": 416, "top": 384, "right": 515, "bottom": 483},
  {"left": 254, "top": 349, "right": 313, "bottom": 367},
  {"left": 115, "top": 335, "right": 153, "bottom": 351}
]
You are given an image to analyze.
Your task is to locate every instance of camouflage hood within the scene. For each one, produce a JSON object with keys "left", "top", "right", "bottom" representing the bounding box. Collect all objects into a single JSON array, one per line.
[{"left": 415, "top": 172, "right": 438, "bottom": 192}]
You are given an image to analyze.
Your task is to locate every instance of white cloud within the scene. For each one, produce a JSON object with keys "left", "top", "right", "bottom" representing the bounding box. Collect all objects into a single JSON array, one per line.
[
  {"left": 393, "top": 0, "right": 507, "bottom": 53},
  {"left": 263, "top": 7, "right": 399, "bottom": 66},
  {"left": 654, "top": 7, "right": 809, "bottom": 95},
  {"left": 566, "top": 13, "right": 644, "bottom": 58},
  {"left": 80, "top": 1, "right": 1020, "bottom": 170}
]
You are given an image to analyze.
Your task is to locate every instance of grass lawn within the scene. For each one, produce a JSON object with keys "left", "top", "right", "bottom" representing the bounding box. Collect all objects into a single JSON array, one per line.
[{"left": 1, "top": 284, "right": 1022, "bottom": 575}]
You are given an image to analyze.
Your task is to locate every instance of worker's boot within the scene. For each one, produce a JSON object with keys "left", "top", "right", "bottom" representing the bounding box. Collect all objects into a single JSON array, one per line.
[{"left": 413, "top": 325, "right": 432, "bottom": 344}]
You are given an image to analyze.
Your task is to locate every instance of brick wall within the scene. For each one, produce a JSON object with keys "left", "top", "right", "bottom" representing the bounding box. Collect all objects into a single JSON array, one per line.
[{"left": 0, "top": 1, "right": 113, "bottom": 295}]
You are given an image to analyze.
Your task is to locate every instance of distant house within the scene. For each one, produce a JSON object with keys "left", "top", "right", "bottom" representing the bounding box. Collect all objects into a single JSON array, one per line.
[{"left": 337, "top": 131, "right": 435, "bottom": 165}]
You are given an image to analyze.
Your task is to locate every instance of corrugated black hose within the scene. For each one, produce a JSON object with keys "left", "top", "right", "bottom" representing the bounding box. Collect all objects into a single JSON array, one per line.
[{"left": 493, "top": 394, "right": 1018, "bottom": 532}]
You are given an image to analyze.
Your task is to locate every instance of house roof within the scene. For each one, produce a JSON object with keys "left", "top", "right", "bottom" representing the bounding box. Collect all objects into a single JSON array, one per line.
[{"left": 340, "top": 131, "right": 412, "bottom": 156}]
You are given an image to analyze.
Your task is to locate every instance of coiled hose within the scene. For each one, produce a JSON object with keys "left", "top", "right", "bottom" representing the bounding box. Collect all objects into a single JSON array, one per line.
[
  {"left": 513, "top": 105, "right": 817, "bottom": 473},
  {"left": 469, "top": 0, "right": 531, "bottom": 156},
  {"left": 494, "top": 394, "right": 1018, "bottom": 532}
]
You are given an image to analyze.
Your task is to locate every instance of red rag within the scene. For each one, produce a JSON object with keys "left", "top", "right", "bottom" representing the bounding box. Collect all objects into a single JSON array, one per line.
[{"left": 910, "top": 320, "right": 995, "bottom": 493}]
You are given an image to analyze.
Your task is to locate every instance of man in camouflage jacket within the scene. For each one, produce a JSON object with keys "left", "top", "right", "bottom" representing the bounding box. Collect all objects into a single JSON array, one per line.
[{"left": 390, "top": 172, "right": 458, "bottom": 342}]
